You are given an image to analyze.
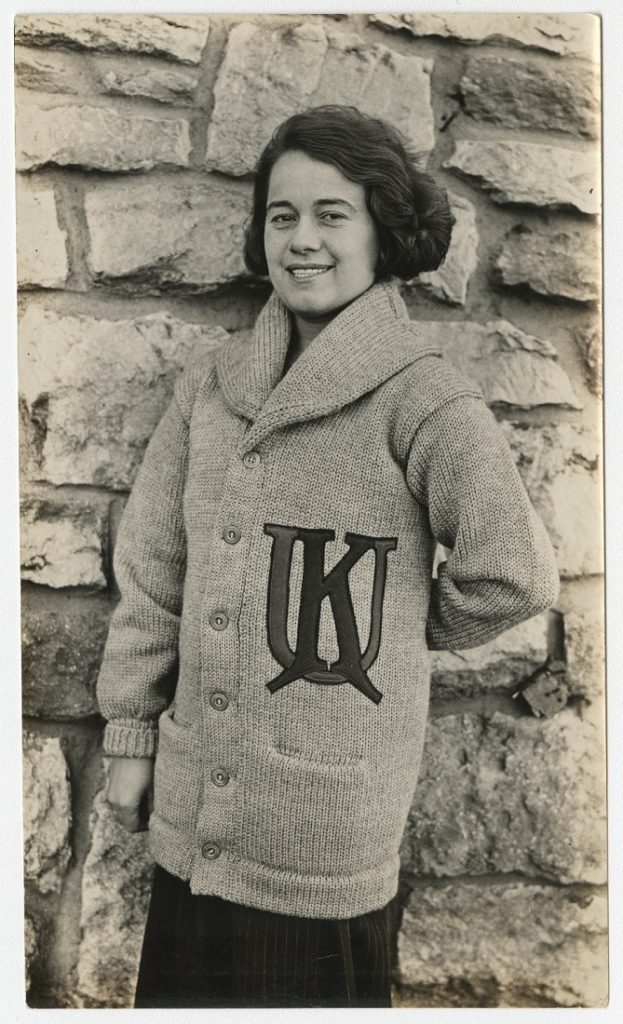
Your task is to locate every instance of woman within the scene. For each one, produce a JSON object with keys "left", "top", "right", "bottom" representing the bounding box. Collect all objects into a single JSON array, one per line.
[{"left": 97, "top": 105, "right": 559, "bottom": 1008}]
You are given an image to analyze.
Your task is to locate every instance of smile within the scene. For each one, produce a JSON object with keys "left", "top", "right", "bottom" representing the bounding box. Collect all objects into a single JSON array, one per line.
[{"left": 287, "top": 266, "right": 334, "bottom": 280}]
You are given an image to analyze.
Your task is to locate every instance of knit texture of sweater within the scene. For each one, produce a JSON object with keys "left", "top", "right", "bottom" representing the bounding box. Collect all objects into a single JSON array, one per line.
[{"left": 96, "top": 279, "right": 560, "bottom": 918}]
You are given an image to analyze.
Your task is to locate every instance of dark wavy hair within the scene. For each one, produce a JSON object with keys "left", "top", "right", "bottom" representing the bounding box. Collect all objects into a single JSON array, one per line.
[{"left": 243, "top": 105, "right": 454, "bottom": 281}]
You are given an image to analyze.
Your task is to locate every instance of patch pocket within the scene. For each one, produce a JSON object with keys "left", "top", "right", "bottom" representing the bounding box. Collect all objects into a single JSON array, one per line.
[
  {"left": 274, "top": 742, "right": 364, "bottom": 767},
  {"left": 153, "top": 707, "right": 203, "bottom": 833},
  {"left": 240, "top": 745, "right": 380, "bottom": 876}
]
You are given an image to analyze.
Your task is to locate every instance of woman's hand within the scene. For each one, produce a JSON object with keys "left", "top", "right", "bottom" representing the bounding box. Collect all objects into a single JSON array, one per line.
[{"left": 106, "top": 756, "right": 154, "bottom": 832}]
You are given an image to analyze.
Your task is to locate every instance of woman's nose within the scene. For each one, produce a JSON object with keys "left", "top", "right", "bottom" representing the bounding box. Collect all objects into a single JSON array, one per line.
[{"left": 289, "top": 216, "right": 321, "bottom": 252}]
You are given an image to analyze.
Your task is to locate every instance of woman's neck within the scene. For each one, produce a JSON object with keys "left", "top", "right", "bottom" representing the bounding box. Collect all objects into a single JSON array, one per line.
[
  {"left": 288, "top": 282, "right": 378, "bottom": 361},
  {"left": 285, "top": 313, "right": 331, "bottom": 370},
  {"left": 293, "top": 313, "right": 331, "bottom": 350}
]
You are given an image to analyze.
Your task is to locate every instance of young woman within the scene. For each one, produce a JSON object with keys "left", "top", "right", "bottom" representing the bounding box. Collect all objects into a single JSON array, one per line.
[{"left": 97, "top": 105, "right": 559, "bottom": 1008}]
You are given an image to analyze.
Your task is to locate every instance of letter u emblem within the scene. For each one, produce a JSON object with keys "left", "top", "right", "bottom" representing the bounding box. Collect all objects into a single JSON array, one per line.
[{"left": 263, "top": 524, "right": 397, "bottom": 705}]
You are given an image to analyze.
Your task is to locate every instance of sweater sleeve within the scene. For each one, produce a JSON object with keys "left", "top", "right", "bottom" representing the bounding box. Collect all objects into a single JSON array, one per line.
[
  {"left": 96, "top": 379, "right": 191, "bottom": 758},
  {"left": 406, "top": 393, "right": 559, "bottom": 651}
]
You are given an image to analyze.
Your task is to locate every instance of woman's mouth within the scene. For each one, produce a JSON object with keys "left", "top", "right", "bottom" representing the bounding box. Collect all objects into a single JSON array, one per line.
[{"left": 287, "top": 265, "right": 334, "bottom": 280}]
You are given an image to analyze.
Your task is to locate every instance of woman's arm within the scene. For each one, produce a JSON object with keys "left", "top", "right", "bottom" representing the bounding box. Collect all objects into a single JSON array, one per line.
[
  {"left": 406, "top": 393, "right": 559, "bottom": 651},
  {"left": 96, "top": 375, "right": 193, "bottom": 759}
]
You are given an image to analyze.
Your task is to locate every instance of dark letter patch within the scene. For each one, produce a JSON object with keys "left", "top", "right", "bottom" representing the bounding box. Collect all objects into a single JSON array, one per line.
[{"left": 263, "top": 524, "right": 397, "bottom": 705}]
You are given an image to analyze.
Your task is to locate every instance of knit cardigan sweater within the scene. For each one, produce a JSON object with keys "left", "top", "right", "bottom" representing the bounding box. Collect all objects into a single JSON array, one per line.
[{"left": 97, "top": 279, "right": 559, "bottom": 919}]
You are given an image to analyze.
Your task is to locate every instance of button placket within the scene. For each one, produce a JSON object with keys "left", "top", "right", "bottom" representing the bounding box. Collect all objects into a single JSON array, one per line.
[{"left": 195, "top": 434, "right": 266, "bottom": 888}]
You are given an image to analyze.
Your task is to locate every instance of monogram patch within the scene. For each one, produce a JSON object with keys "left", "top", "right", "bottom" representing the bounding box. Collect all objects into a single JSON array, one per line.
[{"left": 263, "top": 524, "right": 397, "bottom": 705}]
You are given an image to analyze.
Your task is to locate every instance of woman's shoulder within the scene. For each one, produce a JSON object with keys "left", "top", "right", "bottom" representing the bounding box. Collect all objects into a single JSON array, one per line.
[
  {"left": 385, "top": 326, "right": 486, "bottom": 460},
  {"left": 392, "top": 329, "right": 483, "bottom": 416},
  {"left": 380, "top": 298, "right": 481, "bottom": 408}
]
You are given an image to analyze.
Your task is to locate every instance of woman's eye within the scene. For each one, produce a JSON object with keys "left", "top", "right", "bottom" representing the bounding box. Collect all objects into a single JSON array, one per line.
[
  {"left": 270, "top": 214, "right": 295, "bottom": 224},
  {"left": 320, "top": 211, "right": 346, "bottom": 222}
]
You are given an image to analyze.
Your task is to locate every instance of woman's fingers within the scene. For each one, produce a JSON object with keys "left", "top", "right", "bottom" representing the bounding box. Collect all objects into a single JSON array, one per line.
[
  {"left": 105, "top": 756, "right": 154, "bottom": 832},
  {"left": 110, "top": 801, "right": 143, "bottom": 833}
]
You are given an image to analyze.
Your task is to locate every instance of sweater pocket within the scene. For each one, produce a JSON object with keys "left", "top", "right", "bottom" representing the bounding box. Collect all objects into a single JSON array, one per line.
[
  {"left": 153, "top": 707, "right": 203, "bottom": 834},
  {"left": 240, "top": 744, "right": 382, "bottom": 877}
]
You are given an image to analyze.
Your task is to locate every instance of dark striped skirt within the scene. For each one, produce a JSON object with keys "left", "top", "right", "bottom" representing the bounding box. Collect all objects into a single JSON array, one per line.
[{"left": 134, "top": 864, "right": 395, "bottom": 1008}]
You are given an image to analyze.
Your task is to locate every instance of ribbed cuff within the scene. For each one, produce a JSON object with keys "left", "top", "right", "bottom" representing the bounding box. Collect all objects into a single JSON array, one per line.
[
  {"left": 426, "top": 609, "right": 531, "bottom": 652},
  {"left": 103, "top": 719, "right": 159, "bottom": 758}
]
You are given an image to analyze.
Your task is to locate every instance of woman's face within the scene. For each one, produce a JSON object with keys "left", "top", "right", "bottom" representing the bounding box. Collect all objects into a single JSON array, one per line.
[{"left": 263, "top": 150, "right": 379, "bottom": 326}]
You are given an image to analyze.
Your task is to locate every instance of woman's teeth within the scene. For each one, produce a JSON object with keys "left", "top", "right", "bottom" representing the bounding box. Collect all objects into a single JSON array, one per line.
[{"left": 289, "top": 267, "right": 332, "bottom": 279}]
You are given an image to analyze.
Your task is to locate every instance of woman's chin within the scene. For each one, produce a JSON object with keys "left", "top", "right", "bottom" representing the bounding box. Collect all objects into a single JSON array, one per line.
[{"left": 278, "top": 289, "right": 339, "bottom": 322}]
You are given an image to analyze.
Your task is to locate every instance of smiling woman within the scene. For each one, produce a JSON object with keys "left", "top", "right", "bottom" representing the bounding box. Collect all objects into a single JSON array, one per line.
[
  {"left": 96, "top": 104, "right": 560, "bottom": 1009},
  {"left": 263, "top": 151, "right": 379, "bottom": 344},
  {"left": 244, "top": 106, "right": 454, "bottom": 354}
]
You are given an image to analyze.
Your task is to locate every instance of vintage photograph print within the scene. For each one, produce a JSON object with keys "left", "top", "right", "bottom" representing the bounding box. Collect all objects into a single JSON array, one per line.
[{"left": 15, "top": 10, "right": 605, "bottom": 1010}]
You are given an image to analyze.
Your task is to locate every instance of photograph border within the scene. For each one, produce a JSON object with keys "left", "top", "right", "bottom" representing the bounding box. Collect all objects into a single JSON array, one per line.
[{"left": 2, "top": 1, "right": 619, "bottom": 1020}]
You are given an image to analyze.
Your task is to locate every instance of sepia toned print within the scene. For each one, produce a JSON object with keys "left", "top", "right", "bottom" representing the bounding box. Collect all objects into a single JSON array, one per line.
[{"left": 16, "top": 11, "right": 605, "bottom": 1009}]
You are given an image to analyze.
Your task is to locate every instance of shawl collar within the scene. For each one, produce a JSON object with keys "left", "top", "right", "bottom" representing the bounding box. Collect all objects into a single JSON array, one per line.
[{"left": 217, "top": 279, "right": 441, "bottom": 452}]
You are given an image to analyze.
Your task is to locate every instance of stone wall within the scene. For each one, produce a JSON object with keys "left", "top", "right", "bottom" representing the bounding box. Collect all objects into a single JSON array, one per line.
[{"left": 16, "top": 12, "right": 605, "bottom": 1009}]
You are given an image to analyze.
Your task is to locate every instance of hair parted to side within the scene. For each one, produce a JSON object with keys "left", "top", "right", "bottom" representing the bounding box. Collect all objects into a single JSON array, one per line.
[{"left": 243, "top": 105, "right": 454, "bottom": 281}]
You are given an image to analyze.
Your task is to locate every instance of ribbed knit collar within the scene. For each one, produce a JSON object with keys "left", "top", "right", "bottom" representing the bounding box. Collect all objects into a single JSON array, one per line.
[{"left": 217, "top": 278, "right": 441, "bottom": 450}]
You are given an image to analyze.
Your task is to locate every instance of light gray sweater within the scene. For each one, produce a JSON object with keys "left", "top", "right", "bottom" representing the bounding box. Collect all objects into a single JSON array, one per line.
[{"left": 97, "top": 279, "right": 559, "bottom": 918}]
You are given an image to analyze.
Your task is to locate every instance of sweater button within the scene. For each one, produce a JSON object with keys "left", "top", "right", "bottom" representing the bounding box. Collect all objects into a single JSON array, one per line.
[
  {"left": 210, "top": 692, "right": 229, "bottom": 711},
  {"left": 211, "top": 767, "right": 230, "bottom": 787},
  {"left": 242, "top": 451, "right": 260, "bottom": 469},
  {"left": 201, "top": 841, "right": 221, "bottom": 860},
  {"left": 222, "top": 525, "right": 241, "bottom": 545},
  {"left": 209, "top": 611, "right": 229, "bottom": 630}
]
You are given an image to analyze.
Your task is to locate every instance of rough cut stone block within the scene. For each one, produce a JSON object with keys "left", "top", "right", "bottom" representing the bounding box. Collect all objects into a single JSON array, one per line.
[
  {"left": 16, "top": 96, "right": 191, "bottom": 172},
  {"left": 311, "top": 29, "right": 434, "bottom": 156},
  {"left": 397, "top": 881, "right": 608, "bottom": 1007},
  {"left": 421, "top": 319, "right": 581, "bottom": 409},
  {"left": 431, "top": 613, "right": 550, "bottom": 699},
  {"left": 564, "top": 606, "right": 605, "bottom": 701},
  {"left": 85, "top": 177, "right": 250, "bottom": 291},
  {"left": 14, "top": 45, "right": 82, "bottom": 94},
  {"left": 401, "top": 709, "right": 606, "bottom": 885},
  {"left": 15, "top": 14, "right": 211, "bottom": 65},
  {"left": 416, "top": 193, "right": 478, "bottom": 306},
  {"left": 19, "top": 305, "right": 228, "bottom": 489},
  {"left": 208, "top": 22, "right": 325, "bottom": 176},
  {"left": 574, "top": 324, "right": 602, "bottom": 397},
  {"left": 20, "top": 495, "right": 107, "bottom": 589},
  {"left": 501, "top": 421, "right": 602, "bottom": 578},
  {"left": 444, "top": 141, "right": 599, "bottom": 215},
  {"left": 369, "top": 13, "right": 599, "bottom": 60},
  {"left": 16, "top": 184, "right": 68, "bottom": 289},
  {"left": 23, "top": 731, "right": 72, "bottom": 894},
  {"left": 495, "top": 226, "right": 600, "bottom": 303},
  {"left": 98, "top": 64, "right": 199, "bottom": 104},
  {"left": 460, "top": 55, "right": 599, "bottom": 139},
  {"left": 22, "top": 596, "right": 110, "bottom": 718},
  {"left": 76, "top": 776, "right": 154, "bottom": 1008},
  {"left": 206, "top": 22, "right": 434, "bottom": 175}
]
